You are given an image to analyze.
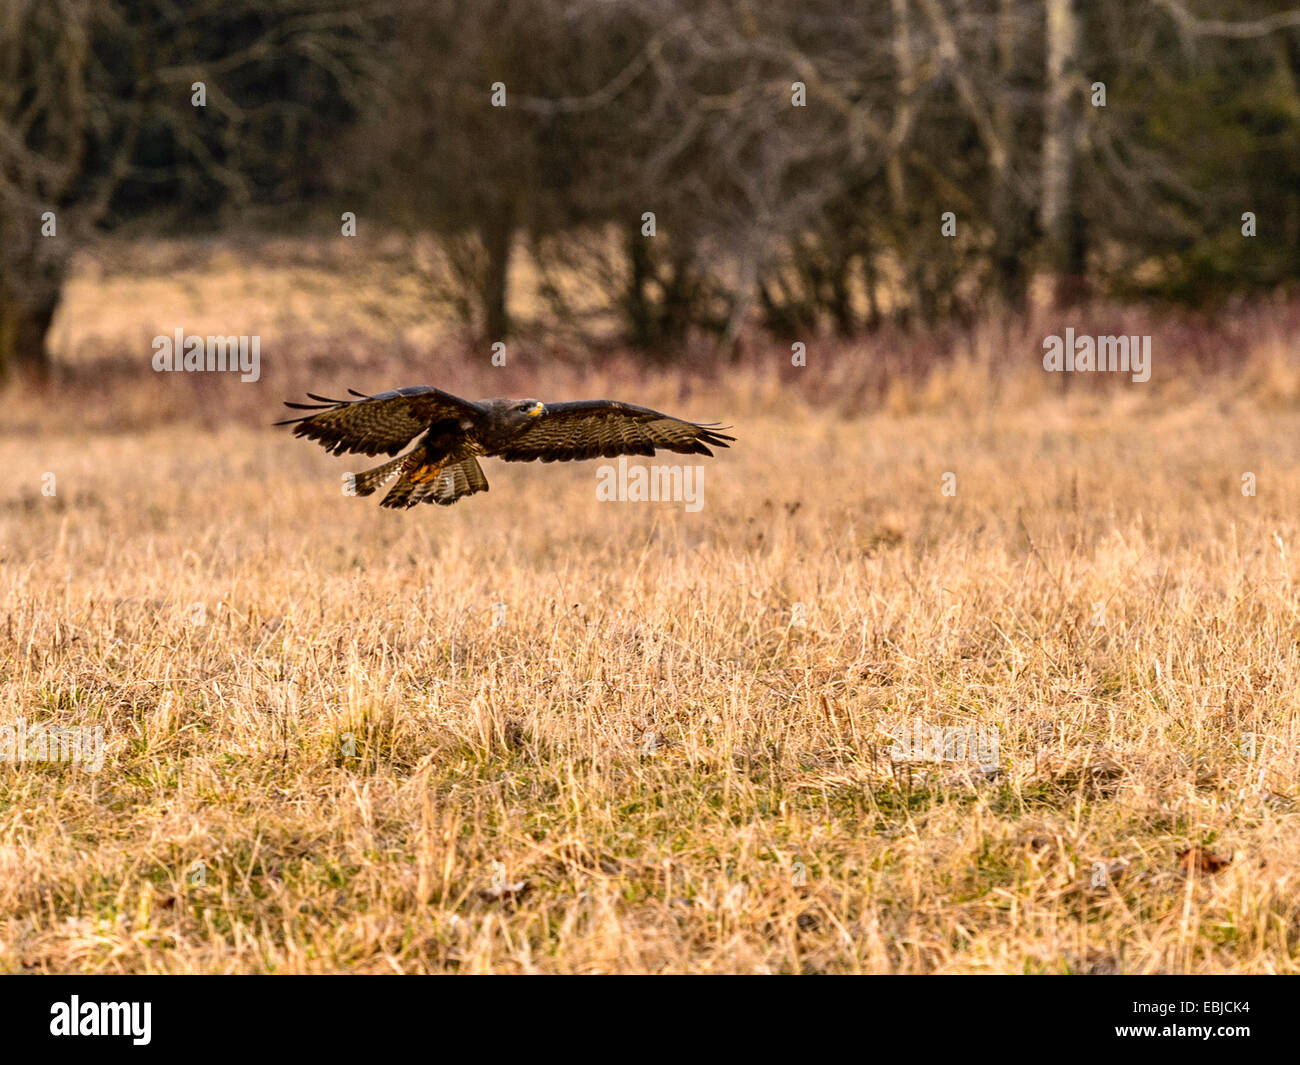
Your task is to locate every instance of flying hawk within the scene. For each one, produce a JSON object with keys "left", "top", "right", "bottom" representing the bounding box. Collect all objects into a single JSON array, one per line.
[{"left": 278, "top": 386, "right": 734, "bottom": 508}]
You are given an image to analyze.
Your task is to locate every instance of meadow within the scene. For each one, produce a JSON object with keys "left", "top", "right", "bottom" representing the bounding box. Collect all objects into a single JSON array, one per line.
[{"left": 2, "top": 240, "right": 1300, "bottom": 973}]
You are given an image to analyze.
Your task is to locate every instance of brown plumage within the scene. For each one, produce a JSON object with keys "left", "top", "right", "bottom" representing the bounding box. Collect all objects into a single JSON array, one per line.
[{"left": 277, "top": 386, "right": 734, "bottom": 508}]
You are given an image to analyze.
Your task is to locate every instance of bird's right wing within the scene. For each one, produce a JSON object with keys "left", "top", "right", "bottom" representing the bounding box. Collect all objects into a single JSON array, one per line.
[{"left": 277, "top": 387, "right": 482, "bottom": 457}]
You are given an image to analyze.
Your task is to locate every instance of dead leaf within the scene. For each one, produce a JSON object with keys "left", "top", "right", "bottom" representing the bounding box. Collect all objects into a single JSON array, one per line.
[{"left": 1176, "top": 846, "right": 1231, "bottom": 876}]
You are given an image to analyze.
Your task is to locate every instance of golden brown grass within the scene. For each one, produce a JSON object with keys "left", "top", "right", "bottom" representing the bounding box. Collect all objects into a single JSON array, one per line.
[{"left": 3, "top": 243, "right": 1300, "bottom": 973}]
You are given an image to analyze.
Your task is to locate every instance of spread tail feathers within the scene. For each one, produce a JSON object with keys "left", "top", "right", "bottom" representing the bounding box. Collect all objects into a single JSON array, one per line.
[
  {"left": 350, "top": 454, "right": 410, "bottom": 497},
  {"left": 381, "top": 455, "right": 490, "bottom": 509}
]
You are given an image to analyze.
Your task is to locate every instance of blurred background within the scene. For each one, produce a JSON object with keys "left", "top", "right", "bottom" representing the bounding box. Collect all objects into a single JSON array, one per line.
[{"left": 1, "top": 0, "right": 1299, "bottom": 398}]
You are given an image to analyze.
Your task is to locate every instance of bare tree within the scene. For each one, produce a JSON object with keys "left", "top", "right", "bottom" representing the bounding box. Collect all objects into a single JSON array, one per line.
[
  {"left": 0, "top": 0, "right": 378, "bottom": 375},
  {"left": 1041, "top": 0, "right": 1086, "bottom": 304}
]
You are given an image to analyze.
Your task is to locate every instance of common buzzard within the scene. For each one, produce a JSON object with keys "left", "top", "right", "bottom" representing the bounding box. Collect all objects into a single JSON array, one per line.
[{"left": 278, "top": 387, "right": 734, "bottom": 508}]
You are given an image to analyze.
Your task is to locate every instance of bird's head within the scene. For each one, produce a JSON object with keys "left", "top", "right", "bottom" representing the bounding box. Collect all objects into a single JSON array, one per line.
[{"left": 513, "top": 399, "right": 545, "bottom": 418}]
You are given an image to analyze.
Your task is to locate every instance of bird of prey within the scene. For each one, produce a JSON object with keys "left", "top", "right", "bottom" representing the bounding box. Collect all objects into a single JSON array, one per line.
[{"left": 278, "top": 386, "right": 734, "bottom": 508}]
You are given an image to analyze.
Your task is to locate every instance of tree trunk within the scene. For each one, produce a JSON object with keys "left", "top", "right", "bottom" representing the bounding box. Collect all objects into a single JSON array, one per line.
[
  {"left": 657, "top": 248, "right": 694, "bottom": 351},
  {"left": 1042, "top": 0, "right": 1088, "bottom": 306},
  {"left": 480, "top": 207, "right": 514, "bottom": 342},
  {"left": 625, "top": 227, "right": 653, "bottom": 349},
  {"left": 991, "top": 0, "right": 1030, "bottom": 310},
  {"left": 0, "top": 282, "right": 59, "bottom": 377}
]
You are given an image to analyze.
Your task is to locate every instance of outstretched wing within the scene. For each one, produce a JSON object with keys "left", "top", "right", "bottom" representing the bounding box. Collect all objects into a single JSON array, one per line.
[
  {"left": 276, "top": 386, "right": 483, "bottom": 457},
  {"left": 491, "top": 400, "right": 735, "bottom": 463}
]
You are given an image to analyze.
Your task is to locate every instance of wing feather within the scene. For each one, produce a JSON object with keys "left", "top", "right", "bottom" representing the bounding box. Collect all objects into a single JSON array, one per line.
[
  {"left": 276, "top": 386, "right": 483, "bottom": 457},
  {"left": 491, "top": 400, "right": 734, "bottom": 463}
]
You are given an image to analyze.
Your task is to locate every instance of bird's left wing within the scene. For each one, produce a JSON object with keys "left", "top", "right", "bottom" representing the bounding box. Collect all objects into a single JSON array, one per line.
[
  {"left": 277, "top": 386, "right": 482, "bottom": 457},
  {"left": 491, "top": 400, "right": 734, "bottom": 463}
]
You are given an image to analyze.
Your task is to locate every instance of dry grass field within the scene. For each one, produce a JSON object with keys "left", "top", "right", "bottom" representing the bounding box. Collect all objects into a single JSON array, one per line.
[{"left": 3, "top": 243, "right": 1300, "bottom": 973}]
